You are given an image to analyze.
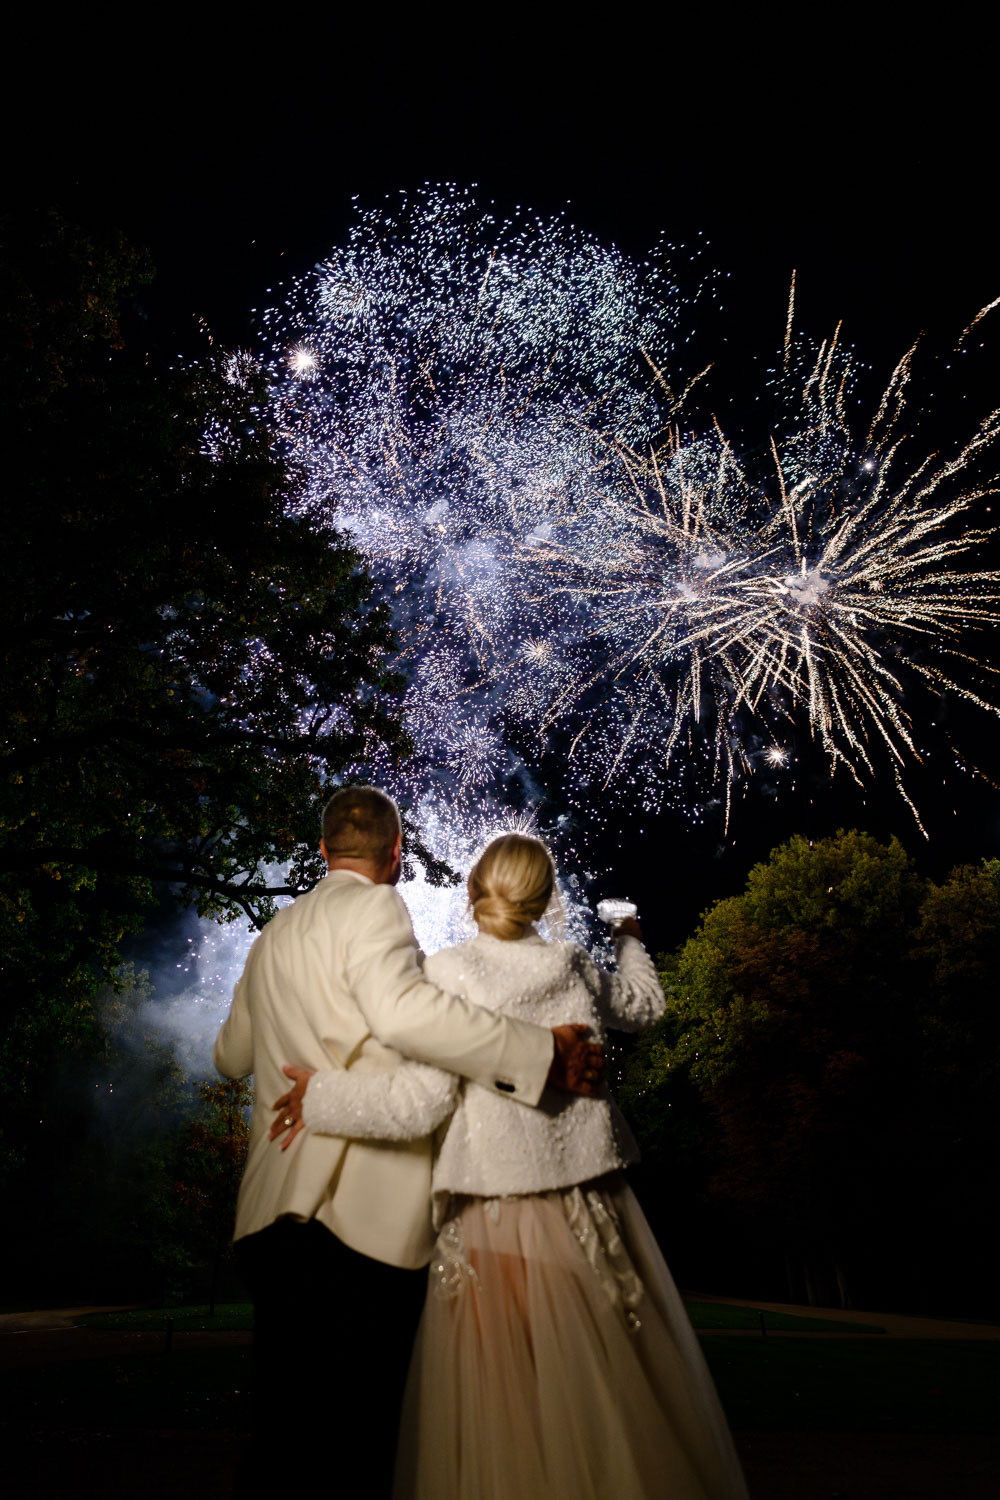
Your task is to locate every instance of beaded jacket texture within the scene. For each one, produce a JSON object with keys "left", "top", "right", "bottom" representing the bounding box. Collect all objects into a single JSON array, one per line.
[{"left": 302, "top": 932, "right": 664, "bottom": 1215}]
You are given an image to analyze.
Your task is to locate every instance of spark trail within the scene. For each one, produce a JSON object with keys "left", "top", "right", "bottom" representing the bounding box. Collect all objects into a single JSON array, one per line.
[
  {"left": 263, "top": 191, "right": 1000, "bottom": 841},
  {"left": 263, "top": 186, "right": 714, "bottom": 849},
  {"left": 530, "top": 306, "right": 1000, "bottom": 832}
]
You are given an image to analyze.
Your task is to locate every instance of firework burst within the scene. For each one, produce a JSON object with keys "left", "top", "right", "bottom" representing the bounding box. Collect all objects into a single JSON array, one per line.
[
  {"left": 525, "top": 302, "right": 1000, "bottom": 832},
  {"left": 263, "top": 192, "right": 1000, "bottom": 840},
  {"left": 153, "top": 202, "right": 1000, "bottom": 1085},
  {"left": 262, "top": 187, "right": 715, "bottom": 843}
]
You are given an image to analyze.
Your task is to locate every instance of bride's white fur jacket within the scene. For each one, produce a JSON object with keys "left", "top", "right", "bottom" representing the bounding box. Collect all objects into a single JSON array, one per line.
[{"left": 303, "top": 931, "right": 664, "bottom": 1223}]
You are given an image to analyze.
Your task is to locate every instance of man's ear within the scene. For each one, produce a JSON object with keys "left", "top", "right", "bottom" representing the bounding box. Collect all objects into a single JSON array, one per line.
[{"left": 320, "top": 837, "right": 329, "bottom": 866}]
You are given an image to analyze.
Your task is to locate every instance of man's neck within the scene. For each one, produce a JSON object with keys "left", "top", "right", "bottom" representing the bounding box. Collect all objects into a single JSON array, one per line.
[{"left": 326, "top": 857, "right": 386, "bottom": 884}]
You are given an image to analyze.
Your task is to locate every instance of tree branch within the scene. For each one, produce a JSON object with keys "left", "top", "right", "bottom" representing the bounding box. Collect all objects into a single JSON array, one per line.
[
  {"left": 1, "top": 719, "right": 366, "bottom": 771},
  {"left": 0, "top": 846, "right": 313, "bottom": 928}
]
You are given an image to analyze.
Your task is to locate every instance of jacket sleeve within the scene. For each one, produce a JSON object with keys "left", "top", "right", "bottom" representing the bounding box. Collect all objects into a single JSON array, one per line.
[
  {"left": 213, "top": 969, "right": 255, "bottom": 1079},
  {"left": 302, "top": 1062, "right": 458, "bottom": 1141},
  {"left": 593, "top": 935, "right": 666, "bottom": 1033},
  {"left": 341, "top": 884, "right": 554, "bottom": 1107}
]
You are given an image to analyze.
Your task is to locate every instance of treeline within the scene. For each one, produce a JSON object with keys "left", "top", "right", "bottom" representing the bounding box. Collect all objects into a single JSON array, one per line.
[
  {"left": 1, "top": 964, "right": 250, "bottom": 1306},
  {"left": 0, "top": 209, "right": 411, "bottom": 1267},
  {"left": 621, "top": 830, "right": 1000, "bottom": 1316}
]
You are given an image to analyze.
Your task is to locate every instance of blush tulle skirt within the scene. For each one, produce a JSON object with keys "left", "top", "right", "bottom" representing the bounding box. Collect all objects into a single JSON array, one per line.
[{"left": 392, "top": 1176, "right": 749, "bottom": 1500}]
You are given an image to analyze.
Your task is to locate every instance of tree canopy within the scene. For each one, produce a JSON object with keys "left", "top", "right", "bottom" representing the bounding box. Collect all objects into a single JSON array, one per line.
[
  {"left": 622, "top": 831, "right": 1000, "bottom": 1314},
  {"left": 0, "top": 212, "right": 412, "bottom": 1172}
]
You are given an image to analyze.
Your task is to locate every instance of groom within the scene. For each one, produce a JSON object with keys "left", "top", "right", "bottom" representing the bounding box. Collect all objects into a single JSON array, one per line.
[{"left": 214, "top": 785, "right": 602, "bottom": 1495}]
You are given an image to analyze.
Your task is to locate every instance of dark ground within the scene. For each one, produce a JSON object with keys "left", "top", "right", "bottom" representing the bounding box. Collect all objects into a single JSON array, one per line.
[{"left": 2, "top": 1299, "right": 998, "bottom": 1498}]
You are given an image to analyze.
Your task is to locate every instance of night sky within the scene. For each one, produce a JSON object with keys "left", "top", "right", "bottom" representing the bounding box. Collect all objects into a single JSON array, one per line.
[{"left": 11, "top": 35, "right": 999, "bottom": 951}]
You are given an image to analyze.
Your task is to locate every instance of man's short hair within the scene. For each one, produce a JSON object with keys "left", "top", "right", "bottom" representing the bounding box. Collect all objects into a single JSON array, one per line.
[{"left": 321, "top": 786, "right": 402, "bottom": 864}]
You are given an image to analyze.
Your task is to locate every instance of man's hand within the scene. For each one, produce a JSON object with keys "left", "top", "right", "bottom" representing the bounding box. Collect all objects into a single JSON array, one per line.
[
  {"left": 547, "top": 1024, "right": 605, "bottom": 1097},
  {"left": 614, "top": 916, "right": 643, "bottom": 942},
  {"left": 269, "top": 1064, "right": 316, "bottom": 1151}
]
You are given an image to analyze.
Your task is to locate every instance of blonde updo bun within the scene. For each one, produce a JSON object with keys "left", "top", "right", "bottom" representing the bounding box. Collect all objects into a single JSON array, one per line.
[{"left": 468, "top": 834, "right": 556, "bottom": 941}]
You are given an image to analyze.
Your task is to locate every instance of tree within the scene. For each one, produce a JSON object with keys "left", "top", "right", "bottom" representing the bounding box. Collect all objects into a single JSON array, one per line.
[
  {"left": 0, "top": 961, "right": 256, "bottom": 1305},
  {"left": 0, "top": 211, "right": 412, "bottom": 1181},
  {"left": 908, "top": 859, "right": 1000, "bottom": 1302},
  {"left": 0, "top": 964, "right": 187, "bottom": 1301},
  {"left": 622, "top": 831, "right": 965, "bottom": 1309},
  {"left": 174, "top": 1078, "right": 252, "bottom": 1312}
]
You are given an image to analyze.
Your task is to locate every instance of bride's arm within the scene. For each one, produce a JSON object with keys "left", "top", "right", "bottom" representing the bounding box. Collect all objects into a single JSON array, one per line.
[
  {"left": 593, "top": 921, "right": 665, "bottom": 1032},
  {"left": 272, "top": 1060, "right": 458, "bottom": 1149},
  {"left": 307, "top": 1061, "right": 458, "bottom": 1139}
]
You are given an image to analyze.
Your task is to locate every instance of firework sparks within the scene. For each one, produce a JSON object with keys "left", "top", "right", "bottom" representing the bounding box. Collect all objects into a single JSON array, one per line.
[
  {"left": 526, "top": 306, "right": 1000, "bottom": 832},
  {"left": 445, "top": 719, "right": 504, "bottom": 790},
  {"left": 159, "top": 198, "right": 1000, "bottom": 1080},
  {"left": 287, "top": 344, "right": 318, "bottom": 378},
  {"left": 261, "top": 190, "right": 1000, "bottom": 841},
  {"left": 262, "top": 187, "right": 713, "bottom": 843}
]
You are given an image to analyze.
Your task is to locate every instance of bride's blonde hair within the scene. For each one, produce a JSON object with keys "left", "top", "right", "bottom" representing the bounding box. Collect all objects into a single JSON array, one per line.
[{"left": 468, "top": 833, "right": 555, "bottom": 941}]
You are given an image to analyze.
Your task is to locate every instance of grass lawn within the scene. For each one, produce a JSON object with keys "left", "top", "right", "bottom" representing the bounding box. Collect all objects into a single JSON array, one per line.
[
  {"left": 77, "top": 1299, "right": 880, "bottom": 1336},
  {"left": 0, "top": 1348, "right": 253, "bottom": 1433},
  {"left": 77, "top": 1304, "right": 254, "bottom": 1333},
  {"left": 2, "top": 1323, "right": 995, "bottom": 1439},
  {"left": 685, "top": 1301, "right": 882, "bottom": 1335},
  {"left": 702, "top": 1337, "right": 1000, "bottom": 1434}
]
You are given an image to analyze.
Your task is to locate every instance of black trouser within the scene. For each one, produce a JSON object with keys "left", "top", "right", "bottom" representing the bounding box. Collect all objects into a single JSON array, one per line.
[{"left": 236, "top": 1217, "right": 426, "bottom": 1499}]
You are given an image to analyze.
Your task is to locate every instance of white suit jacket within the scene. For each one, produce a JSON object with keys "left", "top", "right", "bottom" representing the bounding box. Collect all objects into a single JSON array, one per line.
[{"left": 213, "top": 870, "right": 554, "bottom": 1268}]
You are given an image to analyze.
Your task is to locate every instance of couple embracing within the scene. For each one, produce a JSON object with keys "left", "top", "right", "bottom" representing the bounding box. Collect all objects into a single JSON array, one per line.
[{"left": 215, "top": 786, "right": 748, "bottom": 1499}]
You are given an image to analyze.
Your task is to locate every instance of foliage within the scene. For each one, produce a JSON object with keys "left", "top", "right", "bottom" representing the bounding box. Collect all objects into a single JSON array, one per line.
[
  {"left": 173, "top": 1078, "right": 252, "bottom": 1309},
  {"left": 0, "top": 963, "right": 252, "bottom": 1304},
  {"left": 0, "top": 211, "right": 416, "bottom": 1169},
  {"left": 908, "top": 859, "right": 1000, "bottom": 1238},
  {"left": 622, "top": 832, "right": 1000, "bottom": 1312}
]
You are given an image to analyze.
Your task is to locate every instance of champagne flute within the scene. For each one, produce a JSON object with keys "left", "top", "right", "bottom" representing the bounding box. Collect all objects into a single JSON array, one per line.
[{"left": 596, "top": 899, "right": 637, "bottom": 925}]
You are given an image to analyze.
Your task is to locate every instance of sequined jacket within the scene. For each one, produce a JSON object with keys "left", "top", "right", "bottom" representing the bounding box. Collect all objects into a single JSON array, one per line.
[{"left": 302, "top": 931, "right": 664, "bottom": 1223}]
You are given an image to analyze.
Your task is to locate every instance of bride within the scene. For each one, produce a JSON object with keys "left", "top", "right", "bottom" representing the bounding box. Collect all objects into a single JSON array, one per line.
[{"left": 273, "top": 833, "right": 748, "bottom": 1500}]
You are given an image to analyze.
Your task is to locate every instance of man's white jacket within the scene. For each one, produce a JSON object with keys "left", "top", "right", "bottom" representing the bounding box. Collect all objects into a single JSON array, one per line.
[{"left": 213, "top": 870, "right": 554, "bottom": 1268}]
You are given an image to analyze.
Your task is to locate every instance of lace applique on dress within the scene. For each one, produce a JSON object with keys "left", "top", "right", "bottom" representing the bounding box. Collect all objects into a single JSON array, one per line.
[
  {"left": 563, "top": 1184, "right": 646, "bottom": 1331},
  {"left": 430, "top": 1207, "right": 481, "bottom": 1301}
]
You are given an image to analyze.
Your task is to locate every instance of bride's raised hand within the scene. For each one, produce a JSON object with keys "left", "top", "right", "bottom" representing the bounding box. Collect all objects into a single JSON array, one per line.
[{"left": 270, "top": 1063, "right": 316, "bottom": 1150}]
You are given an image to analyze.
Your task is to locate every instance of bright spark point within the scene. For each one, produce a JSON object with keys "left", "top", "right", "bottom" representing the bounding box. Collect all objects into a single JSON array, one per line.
[
  {"left": 287, "top": 345, "right": 318, "bottom": 378},
  {"left": 522, "top": 637, "right": 555, "bottom": 666}
]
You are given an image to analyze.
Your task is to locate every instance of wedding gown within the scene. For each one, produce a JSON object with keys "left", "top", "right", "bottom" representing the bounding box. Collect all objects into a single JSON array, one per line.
[{"left": 302, "top": 930, "right": 749, "bottom": 1500}]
